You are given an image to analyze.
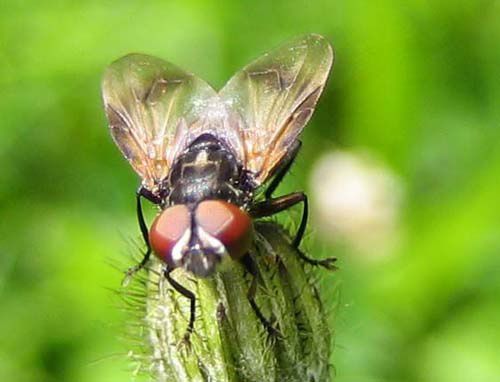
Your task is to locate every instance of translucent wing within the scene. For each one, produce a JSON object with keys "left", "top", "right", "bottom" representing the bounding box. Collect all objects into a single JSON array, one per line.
[
  {"left": 102, "top": 54, "right": 219, "bottom": 192},
  {"left": 219, "top": 34, "right": 334, "bottom": 186}
]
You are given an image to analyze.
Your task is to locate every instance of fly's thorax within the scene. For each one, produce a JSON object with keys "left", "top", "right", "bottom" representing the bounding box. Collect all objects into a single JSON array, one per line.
[
  {"left": 149, "top": 199, "right": 253, "bottom": 277},
  {"left": 167, "top": 134, "right": 248, "bottom": 205}
]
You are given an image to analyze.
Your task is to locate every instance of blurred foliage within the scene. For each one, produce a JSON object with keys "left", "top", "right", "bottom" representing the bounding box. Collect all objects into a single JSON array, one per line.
[{"left": 0, "top": 1, "right": 499, "bottom": 381}]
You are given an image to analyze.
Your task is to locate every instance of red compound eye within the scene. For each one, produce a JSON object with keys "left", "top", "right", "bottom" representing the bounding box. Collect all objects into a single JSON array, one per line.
[
  {"left": 195, "top": 200, "right": 253, "bottom": 260},
  {"left": 149, "top": 204, "right": 191, "bottom": 266}
]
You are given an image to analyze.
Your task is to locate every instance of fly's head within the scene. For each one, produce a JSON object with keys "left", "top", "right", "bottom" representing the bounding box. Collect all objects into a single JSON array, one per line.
[{"left": 149, "top": 200, "right": 253, "bottom": 277}]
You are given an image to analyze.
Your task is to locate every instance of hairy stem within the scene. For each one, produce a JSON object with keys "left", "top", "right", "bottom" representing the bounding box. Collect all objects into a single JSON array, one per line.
[{"left": 125, "top": 222, "right": 334, "bottom": 381}]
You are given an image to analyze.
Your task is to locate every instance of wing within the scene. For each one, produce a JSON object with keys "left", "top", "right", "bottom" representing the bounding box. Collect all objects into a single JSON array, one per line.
[
  {"left": 102, "top": 53, "right": 219, "bottom": 192},
  {"left": 219, "top": 34, "right": 334, "bottom": 186}
]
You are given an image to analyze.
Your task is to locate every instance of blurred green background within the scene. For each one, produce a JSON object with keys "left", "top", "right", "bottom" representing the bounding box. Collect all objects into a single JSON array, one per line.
[{"left": 1, "top": 1, "right": 499, "bottom": 381}]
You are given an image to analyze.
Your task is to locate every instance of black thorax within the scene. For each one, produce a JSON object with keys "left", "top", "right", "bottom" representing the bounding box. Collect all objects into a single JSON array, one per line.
[{"left": 166, "top": 134, "right": 249, "bottom": 207}]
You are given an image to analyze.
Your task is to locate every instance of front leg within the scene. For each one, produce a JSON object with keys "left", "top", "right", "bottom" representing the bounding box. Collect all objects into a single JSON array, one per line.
[
  {"left": 164, "top": 267, "right": 197, "bottom": 345},
  {"left": 250, "top": 192, "right": 337, "bottom": 270},
  {"left": 123, "top": 187, "right": 156, "bottom": 284}
]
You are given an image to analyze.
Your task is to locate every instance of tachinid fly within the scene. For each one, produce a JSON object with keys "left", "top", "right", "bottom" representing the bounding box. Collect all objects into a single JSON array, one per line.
[{"left": 102, "top": 34, "right": 336, "bottom": 338}]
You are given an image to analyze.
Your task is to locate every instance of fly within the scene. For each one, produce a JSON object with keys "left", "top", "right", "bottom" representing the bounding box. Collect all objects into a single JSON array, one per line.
[{"left": 102, "top": 34, "right": 336, "bottom": 340}]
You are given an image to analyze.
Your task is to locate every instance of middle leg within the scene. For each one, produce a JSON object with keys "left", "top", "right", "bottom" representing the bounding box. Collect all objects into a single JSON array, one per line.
[
  {"left": 250, "top": 192, "right": 337, "bottom": 269},
  {"left": 241, "top": 255, "right": 281, "bottom": 337}
]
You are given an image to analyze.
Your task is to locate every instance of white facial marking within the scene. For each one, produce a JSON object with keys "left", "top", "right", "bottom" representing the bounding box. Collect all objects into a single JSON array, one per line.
[
  {"left": 171, "top": 227, "right": 191, "bottom": 265},
  {"left": 197, "top": 226, "right": 228, "bottom": 258}
]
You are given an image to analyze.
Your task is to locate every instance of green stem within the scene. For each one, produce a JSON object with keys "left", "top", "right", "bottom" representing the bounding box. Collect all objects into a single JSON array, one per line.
[{"left": 126, "top": 222, "right": 334, "bottom": 381}]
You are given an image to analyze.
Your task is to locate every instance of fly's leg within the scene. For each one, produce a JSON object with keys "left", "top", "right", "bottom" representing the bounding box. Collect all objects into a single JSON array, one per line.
[
  {"left": 250, "top": 192, "right": 337, "bottom": 270},
  {"left": 257, "top": 140, "right": 335, "bottom": 268},
  {"left": 257, "top": 140, "right": 308, "bottom": 247},
  {"left": 251, "top": 192, "right": 308, "bottom": 247},
  {"left": 123, "top": 187, "right": 159, "bottom": 284},
  {"left": 164, "top": 267, "right": 197, "bottom": 346},
  {"left": 258, "top": 141, "right": 336, "bottom": 269},
  {"left": 242, "top": 255, "right": 281, "bottom": 337},
  {"left": 264, "top": 140, "right": 301, "bottom": 199}
]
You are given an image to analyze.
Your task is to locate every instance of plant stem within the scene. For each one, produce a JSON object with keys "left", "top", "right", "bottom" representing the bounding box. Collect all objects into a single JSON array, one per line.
[{"left": 127, "top": 222, "right": 334, "bottom": 381}]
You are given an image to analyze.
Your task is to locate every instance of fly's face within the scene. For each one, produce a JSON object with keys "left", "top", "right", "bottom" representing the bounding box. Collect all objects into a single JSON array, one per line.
[{"left": 149, "top": 200, "right": 253, "bottom": 277}]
